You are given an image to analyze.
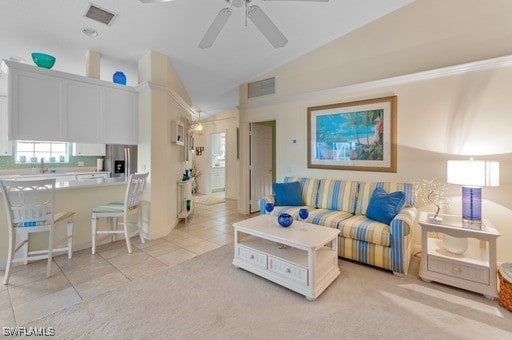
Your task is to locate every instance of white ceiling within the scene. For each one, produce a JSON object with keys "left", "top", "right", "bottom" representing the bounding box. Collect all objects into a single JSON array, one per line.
[{"left": 0, "top": 0, "right": 414, "bottom": 118}]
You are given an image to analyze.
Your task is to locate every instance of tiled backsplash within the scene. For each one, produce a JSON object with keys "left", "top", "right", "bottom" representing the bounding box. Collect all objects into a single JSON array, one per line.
[{"left": 0, "top": 144, "right": 99, "bottom": 170}]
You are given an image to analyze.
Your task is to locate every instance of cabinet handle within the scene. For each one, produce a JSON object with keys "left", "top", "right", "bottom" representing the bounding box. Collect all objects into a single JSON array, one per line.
[
  {"left": 285, "top": 268, "right": 291, "bottom": 273},
  {"left": 453, "top": 267, "right": 462, "bottom": 273},
  {"left": 250, "top": 255, "right": 254, "bottom": 260}
]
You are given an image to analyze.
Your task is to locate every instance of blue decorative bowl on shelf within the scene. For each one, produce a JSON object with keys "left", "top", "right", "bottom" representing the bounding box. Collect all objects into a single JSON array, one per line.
[
  {"left": 277, "top": 213, "right": 293, "bottom": 228},
  {"left": 31, "top": 52, "right": 56, "bottom": 69},
  {"left": 113, "top": 71, "right": 126, "bottom": 85}
]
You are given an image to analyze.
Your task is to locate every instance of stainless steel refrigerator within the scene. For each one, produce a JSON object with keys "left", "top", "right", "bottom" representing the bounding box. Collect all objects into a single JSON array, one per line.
[{"left": 104, "top": 145, "right": 138, "bottom": 178}]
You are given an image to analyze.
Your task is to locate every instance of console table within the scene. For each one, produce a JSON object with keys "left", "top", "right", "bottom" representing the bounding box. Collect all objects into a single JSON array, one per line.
[
  {"left": 233, "top": 215, "right": 340, "bottom": 301},
  {"left": 419, "top": 212, "right": 500, "bottom": 299}
]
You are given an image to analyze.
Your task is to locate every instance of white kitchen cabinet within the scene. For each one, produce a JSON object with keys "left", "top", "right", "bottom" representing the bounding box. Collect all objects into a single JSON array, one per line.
[
  {"left": 0, "top": 95, "right": 12, "bottom": 156},
  {"left": 211, "top": 167, "right": 225, "bottom": 192},
  {"left": 102, "top": 89, "right": 138, "bottom": 145},
  {"left": 66, "top": 81, "right": 102, "bottom": 143},
  {"left": 9, "top": 68, "right": 65, "bottom": 141},
  {"left": 72, "top": 143, "right": 106, "bottom": 156},
  {"left": 6, "top": 60, "right": 137, "bottom": 144}
]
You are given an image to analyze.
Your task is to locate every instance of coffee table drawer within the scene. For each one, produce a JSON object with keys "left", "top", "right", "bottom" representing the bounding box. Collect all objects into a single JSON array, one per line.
[
  {"left": 236, "top": 245, "right": 267, "bottom": 270},
  {"left": 268, "top": 255, "right": 308, "bottom": 286}
]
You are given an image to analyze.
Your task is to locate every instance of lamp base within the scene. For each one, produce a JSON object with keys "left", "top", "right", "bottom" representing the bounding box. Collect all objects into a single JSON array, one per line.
[
  {"left": 462, "top": 186, "right": 481, "bottom": 229},
  {"left": 462, "top": 218, "right": 482, "bottom": 230}
]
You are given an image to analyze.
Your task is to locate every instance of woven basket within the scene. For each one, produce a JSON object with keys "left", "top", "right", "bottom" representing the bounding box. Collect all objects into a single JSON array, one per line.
[{"left": 498, "top": 263, "right": 512, "bottom": 312}]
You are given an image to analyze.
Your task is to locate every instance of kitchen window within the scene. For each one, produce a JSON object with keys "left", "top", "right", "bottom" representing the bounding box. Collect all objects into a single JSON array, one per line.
[{"left": 15, "top": 141, "right": 69, "bottom": 164}]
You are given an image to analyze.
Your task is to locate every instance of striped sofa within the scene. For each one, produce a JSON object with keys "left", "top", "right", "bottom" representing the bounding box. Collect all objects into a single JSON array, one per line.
[{"left": 259, "top": 177, "right": 417, "bottom": 276}]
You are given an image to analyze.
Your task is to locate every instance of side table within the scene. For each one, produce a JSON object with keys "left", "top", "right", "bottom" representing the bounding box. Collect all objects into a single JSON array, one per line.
[{"left": 418, "top": 212, "right": 500, "bottom": 299}]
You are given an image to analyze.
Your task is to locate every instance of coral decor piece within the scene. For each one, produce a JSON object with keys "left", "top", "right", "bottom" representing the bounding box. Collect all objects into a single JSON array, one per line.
[{"left": 417, "top": 178, "right": 448, "bottom": 223}]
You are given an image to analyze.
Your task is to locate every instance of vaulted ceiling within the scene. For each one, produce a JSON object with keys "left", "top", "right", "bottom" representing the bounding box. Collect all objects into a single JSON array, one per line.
[{"left": 0, "top": 0, "right": 414, "bottom": 118}]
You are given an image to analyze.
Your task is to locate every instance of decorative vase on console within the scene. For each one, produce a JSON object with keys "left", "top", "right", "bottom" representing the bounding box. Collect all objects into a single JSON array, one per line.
[{"left": 442, "top": 234, "right": 468, "bottom": 254}]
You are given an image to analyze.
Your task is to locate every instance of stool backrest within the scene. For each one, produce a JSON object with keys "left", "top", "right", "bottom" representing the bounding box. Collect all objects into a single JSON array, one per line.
[
  {"left": 0, "top": 179, "right": 56, "bottom": 230},
  {"left": 124, "top": 173, "right": 149, "bottom": 212}
]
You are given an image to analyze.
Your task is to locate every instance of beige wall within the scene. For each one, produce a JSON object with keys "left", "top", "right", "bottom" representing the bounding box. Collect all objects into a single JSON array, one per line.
[
  {"left": 238, "top": 0, "right": 512, "bottom": 262},
  {"left": 239, "top": 62, "right": 512, "bottom": 263},
  {"left": 194, "top": 108, "right": 239, "bottom": 200},
  {"left": 240, "top": 0, "right": 512, "bottom": 105},
  {"left": 138, "top": 51, "right": 193, "bottom": 239}
]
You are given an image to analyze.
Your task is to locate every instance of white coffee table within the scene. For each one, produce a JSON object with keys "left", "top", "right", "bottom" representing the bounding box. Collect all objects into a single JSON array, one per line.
[{"left": 233, "top": 215, "right": 340, "bottom": 301}]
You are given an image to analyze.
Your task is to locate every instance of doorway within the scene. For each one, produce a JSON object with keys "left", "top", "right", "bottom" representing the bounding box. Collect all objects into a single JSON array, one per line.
[
  {"left": 210, "top": 132, "right": 226, "bottom": 195},
  {"left": 249, "top": 121, "right": 275, "bottom": 213}
]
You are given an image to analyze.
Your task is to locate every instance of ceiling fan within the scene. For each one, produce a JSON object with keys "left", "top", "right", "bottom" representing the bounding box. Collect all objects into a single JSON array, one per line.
[{"left": 140, "top": 0, "right": 329, "bottom": 49}]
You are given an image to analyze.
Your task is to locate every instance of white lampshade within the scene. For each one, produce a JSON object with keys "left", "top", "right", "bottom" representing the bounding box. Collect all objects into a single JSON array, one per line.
[{"left": 447, "top": 160, "right": 499, "bottom": 187}]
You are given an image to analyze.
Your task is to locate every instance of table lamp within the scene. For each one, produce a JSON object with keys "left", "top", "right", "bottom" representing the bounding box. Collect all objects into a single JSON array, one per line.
[{"left": 447, "top": 159, "right": 499, "bottom": 228}]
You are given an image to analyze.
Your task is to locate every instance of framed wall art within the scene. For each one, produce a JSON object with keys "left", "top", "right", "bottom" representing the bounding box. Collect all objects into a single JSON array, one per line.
[{"left": 307, "top": 96, "right": 397, "bottom": 172}]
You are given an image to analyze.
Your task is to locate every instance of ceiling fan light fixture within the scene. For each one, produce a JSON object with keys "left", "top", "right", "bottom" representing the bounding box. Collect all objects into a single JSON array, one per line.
[
  {"left": 198, "top": 8, "right": 232, "bottom": 49},
  {"left": 247, "top": 5, "right": 288, "bottom": 48}
]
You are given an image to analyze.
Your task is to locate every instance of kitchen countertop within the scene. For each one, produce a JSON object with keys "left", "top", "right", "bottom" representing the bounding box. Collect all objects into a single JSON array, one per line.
[
  {"left": 55, "top": 177, "right": 126, "bottom": 190},
  {"left": 0, "top": 174, "right": 126, "bottom": 190},
  {"left": 0, "top": 171, "right": 110, "bottom": 179}
]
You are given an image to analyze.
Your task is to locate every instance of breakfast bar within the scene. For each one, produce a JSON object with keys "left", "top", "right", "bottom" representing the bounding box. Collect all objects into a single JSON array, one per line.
[{"left": 0, "top": 174, "right": 128, "bottom": 263}]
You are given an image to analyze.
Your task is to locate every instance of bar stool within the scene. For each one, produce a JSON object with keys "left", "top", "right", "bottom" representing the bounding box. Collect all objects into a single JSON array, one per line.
[
  {"left": 0, "top": 179, "right": 74, "bottom": 284},
  {"left": 91, "top": 173, "right": 149, "bottom": 254}
]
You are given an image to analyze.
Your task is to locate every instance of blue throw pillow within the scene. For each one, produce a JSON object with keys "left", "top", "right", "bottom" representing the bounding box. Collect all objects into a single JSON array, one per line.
[
  {"left": 273, "top": 182, "right": 304, "bottom": 206},
  {"left": 366, "top": 187, "right": 406, "bottom": 224}
]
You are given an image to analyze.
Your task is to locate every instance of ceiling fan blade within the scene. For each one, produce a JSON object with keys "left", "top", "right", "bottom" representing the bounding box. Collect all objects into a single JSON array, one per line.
[
  {"left": 198, "top": 8, "right": 232, "bottom": 49},
  {"left": 247, "top": 5, "right": 288, "bottom": 48},
  {"left": 262, "top": 0, "right": 329, "bottom": 2}
]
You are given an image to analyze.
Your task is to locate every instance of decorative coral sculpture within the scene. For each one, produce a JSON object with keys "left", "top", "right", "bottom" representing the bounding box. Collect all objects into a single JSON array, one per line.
[{"left": 417, "top": 178, "right": 448, "bottom": 223}]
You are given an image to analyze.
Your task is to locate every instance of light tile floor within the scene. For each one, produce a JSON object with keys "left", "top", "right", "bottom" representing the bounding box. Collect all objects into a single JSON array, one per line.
[{"left": 0, "top": 198, "right": 254, "bottom": 326}]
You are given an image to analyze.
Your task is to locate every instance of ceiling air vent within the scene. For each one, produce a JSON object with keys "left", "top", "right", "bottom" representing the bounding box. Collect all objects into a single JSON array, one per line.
[
  {"left": 84, "top": 3, "right": 117, "bottom": 26},
  {"left": 248, "top": 77, "right": 275, "bottom": 99}
]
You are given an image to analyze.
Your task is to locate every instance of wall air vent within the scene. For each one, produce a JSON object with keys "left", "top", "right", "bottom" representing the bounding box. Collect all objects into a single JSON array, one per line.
[
  {"left": 84, "top": 3, "right": 117, "bottom": 26},
  {"left": 248, "top": 77, "right": 275, "bottom": 99}
]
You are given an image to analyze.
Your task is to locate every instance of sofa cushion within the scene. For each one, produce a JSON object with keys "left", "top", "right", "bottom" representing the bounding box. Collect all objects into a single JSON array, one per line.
[
  {"left": 273, "top": 182, "right": 304, "bottom": 206},
  {"left": 356, "top": 182, "right": 415, "bottom": 215},
  {"left": 284, "top": 177, "right": 319, "bottom": 207},
  {"left": 366, "top": 188, "right": 406, "bottom": 224},
  {"left": 340, "top": 215, "right": 391, "bottom": 247},
  {"left": 306, "top": 209, "right": 354, "bottom": 229},
  {"left": 316, "top": 179, "right": 358, "bottom": 213}
]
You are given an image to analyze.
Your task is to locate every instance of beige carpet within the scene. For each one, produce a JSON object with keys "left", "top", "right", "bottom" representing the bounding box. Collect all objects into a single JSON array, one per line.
[
  {"left": 194, "top": 192, "right": 225, "bottom": 205},
  {"left": 27, "top": 245, "right": 512, "bottom": 339}
]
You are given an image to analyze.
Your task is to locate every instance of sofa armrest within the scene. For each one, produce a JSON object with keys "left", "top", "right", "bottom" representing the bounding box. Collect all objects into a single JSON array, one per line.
[
  {"left": 390, "top": 207, "right": 417, "bottom": 237},
  {"left": 389, "top": 206, "right": 417, "bottom": 275},
  {"left": 258, "top": 196, "right": 275, "bottom": 215}
]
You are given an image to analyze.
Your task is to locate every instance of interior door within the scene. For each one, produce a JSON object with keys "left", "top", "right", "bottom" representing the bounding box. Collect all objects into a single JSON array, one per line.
[{"left": 250, "top": 123, "right": 273, "bottom": 213}]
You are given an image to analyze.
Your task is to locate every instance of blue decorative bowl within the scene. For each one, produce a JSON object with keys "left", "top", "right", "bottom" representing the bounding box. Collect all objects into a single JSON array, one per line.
[
  {"left": 113, "top": 71, "right": 126, "bottom": 85},
  {"left": 277, "top": 213, "right": 293, "bottom": 228},
  {"left": 31, "top": 53, "right": 56, "bottom": 69}
]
